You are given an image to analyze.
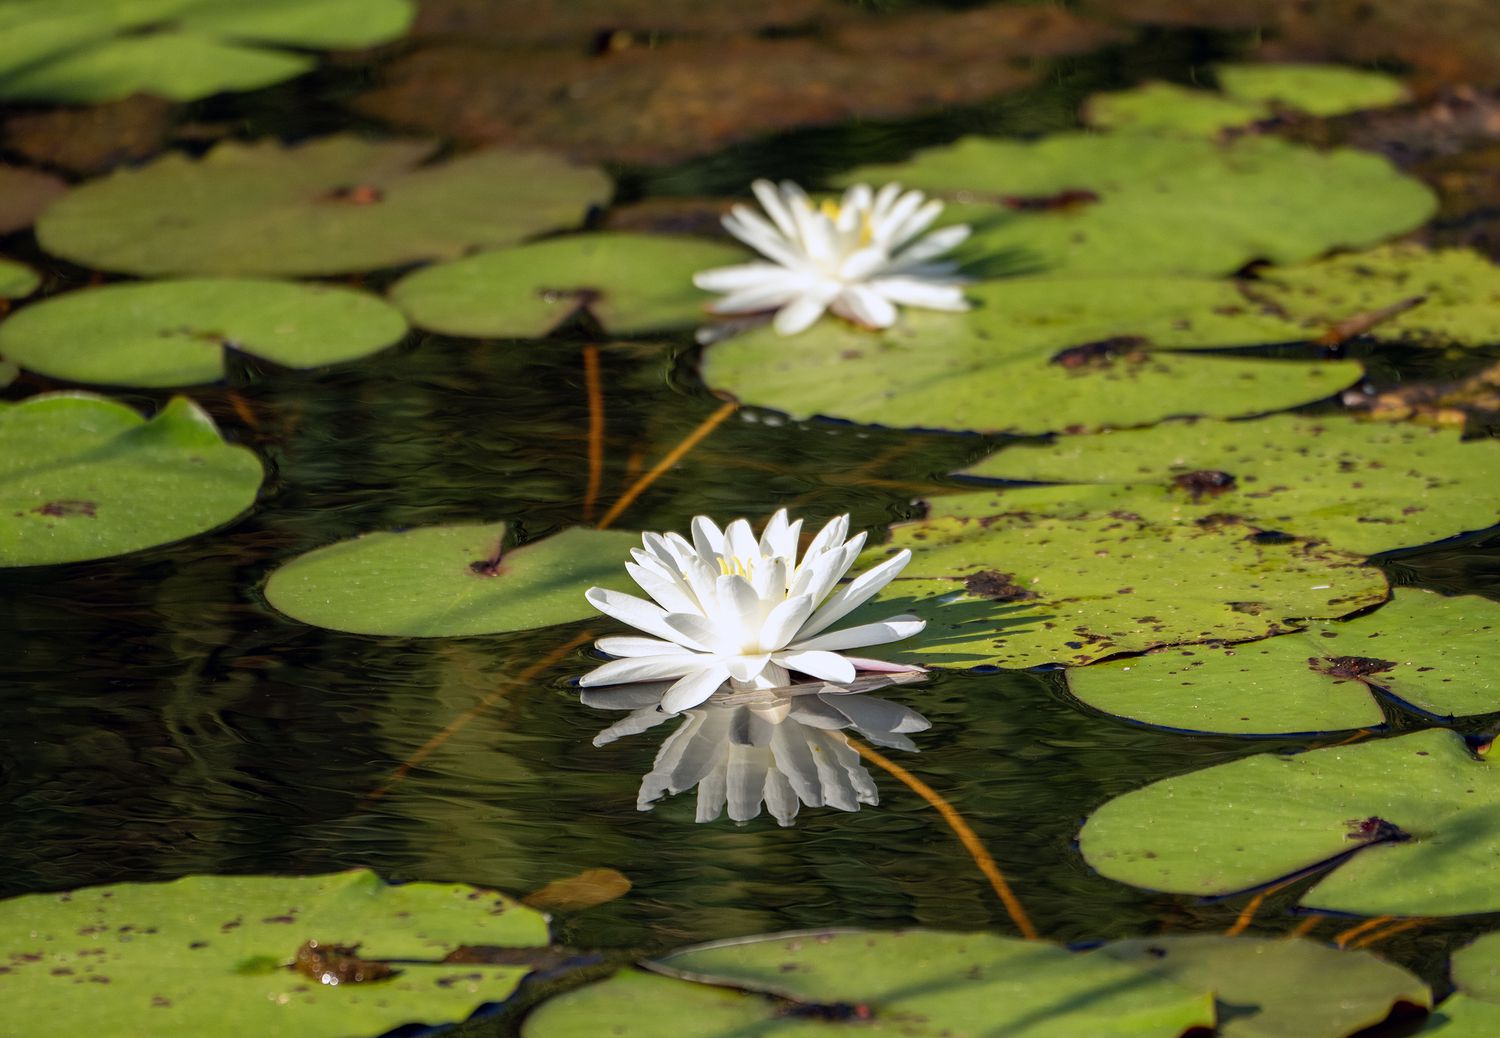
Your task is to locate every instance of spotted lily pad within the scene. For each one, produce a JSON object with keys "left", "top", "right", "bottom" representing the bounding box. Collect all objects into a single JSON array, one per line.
[
  {"left": 700, "top": 285, "right": 1361, "bottom": 436},
  {"left": 837, "top": 132, "right": 1435, "bottom": 277},
  {"left": 0, "top": 164, "right": 67, "bottom": 234},
  {"left": 264, "top": 522, "right": 641, "bottom": 637},
  {"left": 0, "top": 868, "right": 549, "bottom": 1035},
  {"left": 849, "top": 512, "right": 1386, "bottom": 669},
  {"left": 524, "top": 930, "right": 1215, "bottom": 1037},
  {"left": 35, "top": 136, "right": 610, "bottom": 277},
  {"left": 0, "top": 259, "right": 38, "bottom": 299},
  {"left": 1085, "top": 81, "right": 1271, "bottom": 136},
  {"left": 1069, "top": 589, "right": 1500, "bottom": 734},
  {"left": 1080, "top": 728, "right": 1500, "bottom": 916},
  {"left": 955, "top": 413, "right": 1500, "bottom": 557},
  {"left": 0, "top": 279, "right": 408, "bottom": 387},
  {"left": 1101, "top": 936, "right": 1429, "bottom": 1038},
  {"left": 1252, "top": 244, "right": 1500, "bottom": 348},
  {"left": 0, "top": 0, "right": 416, "bottom": 104},
  {"left": 0, "top": 393, "right": 263, "bottom": 567},
  {"left": 389, "top": 233, "right": 743, "bottom": 338}
]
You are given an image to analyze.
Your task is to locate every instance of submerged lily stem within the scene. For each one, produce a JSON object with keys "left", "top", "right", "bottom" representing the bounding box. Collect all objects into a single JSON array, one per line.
[
  {"left": 361, "top": 630, "right": 594, "bottom": 806},
  {"left": 1349, "top": 917, "right": 1428, "bottom": 950},
  {"left": 1333, "top": 915, "right": 1396, "bottom": 949},
  {"left": 1225, "top": 875, "right": 1297, "bottom": 936},
  {"left": 1287, "top": 914, "right": 1325, "bottom": 938},
  {"left": 848, "top": 736, "right": 1038, "bottom": 940},
  {"left": 596, "top": 401, "right": 739, "bottom": 530},
  {"left": 582, "top": 345, "right": 605, "bottom": 523}
]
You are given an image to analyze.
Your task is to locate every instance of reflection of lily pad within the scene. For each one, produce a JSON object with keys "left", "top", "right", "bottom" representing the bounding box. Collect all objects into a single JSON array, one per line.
[
  {"left": 390, "top": 233, "right": 743, "bottom": 338},
  {"left": 701, "top": 290, "right": 1361, "bottom": 435},
  {"left": 1, "top": 393, "right": 263, "bottom": 567},
  {"left": 0, "top": 0, "right": 416, "bottom": 104},
  {"left": 837, "top": 132, "right": 1435, "bottom": 277},
  {"left": 851, "top": 512, "right": 1386, "bottom": 669},
  {"left": 1080, "top": 728, "right": 1500, "bottom": 916},
  {"left": 1101, "top": 935, "right": 1429, "bottom": 1038},
  {"left": 0, "top": 868, "right": 548, "bottom": 1036},
  {"left": 36, "top": 136, "right": 610, "bottom": 277},
  {"left": 264, "top": 522, "right": 641, "bottom": 636},
  {"left": 1253, "top": 245, "right": 1500, "bottom": 348},
  {"left": 955, "top": 413, "right": 1500, "bottom": 556},
  {"left": 525, "top": 930, "right": 1215, "bottom": 1037},
  {"left": 0, "top": 258, "right": 38, "bottom": 299},
  {"left": 0, "top": 279, "right": 408, "bottom": 387},
  {"left": 1068, "top": 589, "right": 1500, "bottom": 734},
  {"left": 0, "top": 164, "right": 67, "bottom": 234}
]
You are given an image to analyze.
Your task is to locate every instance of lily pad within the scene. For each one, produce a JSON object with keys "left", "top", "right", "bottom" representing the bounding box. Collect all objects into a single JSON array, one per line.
[
  {"left": 836, "top": 132, "right": 1435, "bottom": 277},
  {"left": 389, "top": 233, "right": 744, "bottom": 338},
  {"left": 1253, "top": 244, "right": 1500, "bottom": 348},
  {"left": 0, "top": 259, "right": 38, "bottom": 299},
  {"left": 1453, "top": 932, "right": 1500, "bottom": 1004},
  {"left": 0, "top": 164, "right": 67, "bottom": 234},
  {"left": 850, "top": 512, "right": 1386, "bottom": 669},
  {"left": 35, "top": 136, "right": 611, "bottom": 277},
  {"left": 955, "top": 412, "right": 1500, "bottom": 557},
  {"left": 0, "top": 393, "right": 263, "bottom": 567},
  {"left": 525, "top": 930, "right": 1215, "bottom": 1037},
  {"left": 1068, "top": 589, "right": 1500, "bottom": 734},
  {"left": 700, "top": 286, "right": 1362, "bottom": 436},
  {"left": 264, "top": 522, "right": 641, "bottom": 637},
  {"left": 0, "top": 0, "right": 415, "bottom": 104},
  {"left": 0, "top": 868, "right": 549, "bottom": 1036},
  {"left": 1085, "top": 81, "right": 1271, "bottom": 136},
  {"left": 1101, "top": 935, "right": 1429, "bottom": 1038},
  {"left": 0, "top": 279, "right": 409, "bottom": 387},
  {"left": 1080, "top": 728, "right": 1500, "bottom": 916}
]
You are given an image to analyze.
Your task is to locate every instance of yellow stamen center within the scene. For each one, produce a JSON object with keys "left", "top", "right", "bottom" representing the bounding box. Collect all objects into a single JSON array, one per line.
[{"left": 717, "top": 555, "right": 758, "bottom": 579}]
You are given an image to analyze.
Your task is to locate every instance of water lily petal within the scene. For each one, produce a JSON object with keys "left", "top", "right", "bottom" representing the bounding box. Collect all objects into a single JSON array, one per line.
[
  {"left": 890, "top": 197, "right": 944, "bottom": 247},
  {"left": 723, "top": 517, "right": 759, "bottom": 563},
  {"left": 662, "top": 611, "right": 721, "bottom": 653},
  {"left": 723, "top": 205, "right": 807, "bottom": 270},
  {"left": 724, "top": 653, "right": 772, "bottom": 682},
  {"left": 868, "top": 276, "right": 971, "bottom": 311},
  {"left": 789, "top": 617, "right": 926, "bottom": 652},
  {"left": 586, "top": 586, "right": 684, "bottom": 644},
  {"left": 888, "top": 223, "right": 971, "bottom": 268},
  {"left": 776, "top": 649, "right": 857, "bottom": 683},
  {"left": 625, "top": 561, "right": 700, "bottom": 614},
  {"left": 690, "top": 515, "right": 725, "bottom": 558},
  {"left": 594, "top": 635, "right": 693, "bottom": 658},
  {"left": 833, "top": 283, "right": 898, "bottom": 329},
  {"left": 579, "top": 683, "right": 674, "bottom": 710},
  {"left": 759, "top": 594, "right": 817, "bottom": 651},
  {"left": 661, "top": 664, "right": 731, "bottom": 713},
  {"left": 798, "top": 548, "right": 912, "bottom": 639},
  {"left": 772, "top": 291, "right": 835, "bottom": 335},
  {"left": 751, "top": 178, "right": 800, "bottom": 241},
  {"left": 579, "top": 653, "right": 711, "bottom": 687}
]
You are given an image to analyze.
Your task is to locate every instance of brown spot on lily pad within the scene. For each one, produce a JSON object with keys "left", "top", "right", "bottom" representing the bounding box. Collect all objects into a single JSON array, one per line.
[
  {"left": 962, "top": 570, "right": 1038, "bottom": 602},
  {"left": 1050, "top": 336, "right": 1149, "bottom": 369},
  {"left": 293, "top": 940, "right": 399, "bottom": 986},
  {"left": 32, "top": 499, "right": 96, "bottom": 519},
  {"left": 1313, "top": 655, "right": 1399, "bottom": 681},
  {"left": 1171, "top": 470, "right": 1237, "bottom": 500}
]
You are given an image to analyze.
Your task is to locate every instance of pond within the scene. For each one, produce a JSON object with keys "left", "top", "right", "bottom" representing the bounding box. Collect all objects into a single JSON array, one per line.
[{"left": 3, "top": 1, "right": 1500, "bottom": 1035}]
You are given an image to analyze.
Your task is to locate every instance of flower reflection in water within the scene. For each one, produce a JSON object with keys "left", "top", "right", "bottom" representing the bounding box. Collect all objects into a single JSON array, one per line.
[{"left": 582, "top": 673, "right": 930, "bottom": 827}]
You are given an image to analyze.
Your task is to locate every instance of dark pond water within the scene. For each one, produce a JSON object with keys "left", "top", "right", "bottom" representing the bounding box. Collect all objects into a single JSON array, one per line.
[{"left": 3, "top": 3, "right": 1500, "bottom": 1027}]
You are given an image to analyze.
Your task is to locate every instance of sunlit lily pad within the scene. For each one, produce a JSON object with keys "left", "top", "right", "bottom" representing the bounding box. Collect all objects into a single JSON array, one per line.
[
  {"left": 1453, "top": 932, "right": 1500, "bottom": 1003},
  {"left": 525, "top": 930, "right": 1215, "bottom": 1037},
  {"left": 389, "top": 233, "right": 743, "bottom": 338},
  {"left": 1080, "top": 728, "right": 1500, "bottom": 916},
  {"left": 700, "top": 286, "right": 1362, "bottom": 435},
  {"left": 35, "top": 136, "right": 610, "bottom": 277},
  {"left": 1085, "top": 81, "right": 1270, "bottom": 136},
  {"left": 0, "top": 259, "right": 38, "bottom": 299},
  {"left": 264, "top": 522, "right": 640, "bottom": 636},
  {"left": 0, "top": 0, "right": 416, "bottom": 104},
  {"left": 837, "top": 132, "right": 1435, "bottom": 277},
  {"left": 0, "top": 393, "right": 263, "bottom": 567},
  {"left": 955, "top": 413, "right": 1500, "bottom": 557},
  {"left": 0, "top": 279, "right": 408, "bottom": 387},
  {"left": 1068, "top": 589, "right": 1500, "bottom": 734},
  {"left": 1101, "top": 935, "right": 1429, "bottom": 1038},
  {"left": 0, "top": 164, "right": 67, "bottom": 234},
  {"left": 850, "top": 512, "right": 1386, "bottom": 669},
  {"left": 0, "top": 868, "right": 548, "bottom": 1036},
  {"left": 1253, "top": 245, "right": 1500, "bottom": 348}
]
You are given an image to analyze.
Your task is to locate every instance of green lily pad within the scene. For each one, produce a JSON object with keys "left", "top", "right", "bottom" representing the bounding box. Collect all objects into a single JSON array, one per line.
[
  {"left": 0, "top": 259, "right": 39, "bottom": 299},
  {"left": 525, "top": 930, "right": 1215, "bottom": 1037},
  {"left": 1085, "top": 81, "right": 1271, "bottom": 136},
  {"left": 0, "top": 0, "right": 415, "bottom": 104},
  {"left": 389, "top": 233, "right": 744, "bottom": 338},
  {"left": 1421, "top": 995, "right": 1500, "bottom": 1034},
  {"left": 1069, "top": 589, "right": 1500, "bottom": 735},
  {"left": 35, "top": 136, "right": 611, "bottom": 277},
  {"left": 1253, "top": 245, "right": 1500, "bottom": 348},
  {"left": 0, "top": 868, "right": 549, "bottom": 1036},
  {"left": 1453, "top": 932, "right": 1500, "bottom": 1004},
  {"left": 0, "top": 164, "right": 68, "bottom": 234},
  {"left": 1080, "top": 728, "right": 1500, "bottom": 916},
  {"left": 0, "top": 393, "right": 263, "bottom": 567},
  {"left": 264, "top": 522, "right": 641, "bottom": 637},
  {"left": 1101, "top": 935, "right": 1429, "bottom": 1038},
  {"left": 700, "top": 287, "right": 1362, "bottom": 436},
  {"left": 1216, "top": 63, "right": 1411, "bottom": 118},
  {"left": 851, "top": 512, "right": 1386, "bottom": 669},
  {"left": 0, "top": 279, "right": 409, "bottom": 387},
  {"left": 837, "top": 132, "right": 1435, "bottom": 277},
  {"left": 955, "top": 412, "right": 1500, "bottom": 557}
]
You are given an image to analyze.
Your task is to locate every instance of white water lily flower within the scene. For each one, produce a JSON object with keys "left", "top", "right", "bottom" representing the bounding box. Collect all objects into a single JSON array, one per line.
[
  {"left": 579, "top": 510, "right": 925, "bottom": 714},
  {"left": 582, "top": 682, "right": 932, "bottom": 826},
  {"left": 693, "top": 179, "right": 972, "bottom": 335}
]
